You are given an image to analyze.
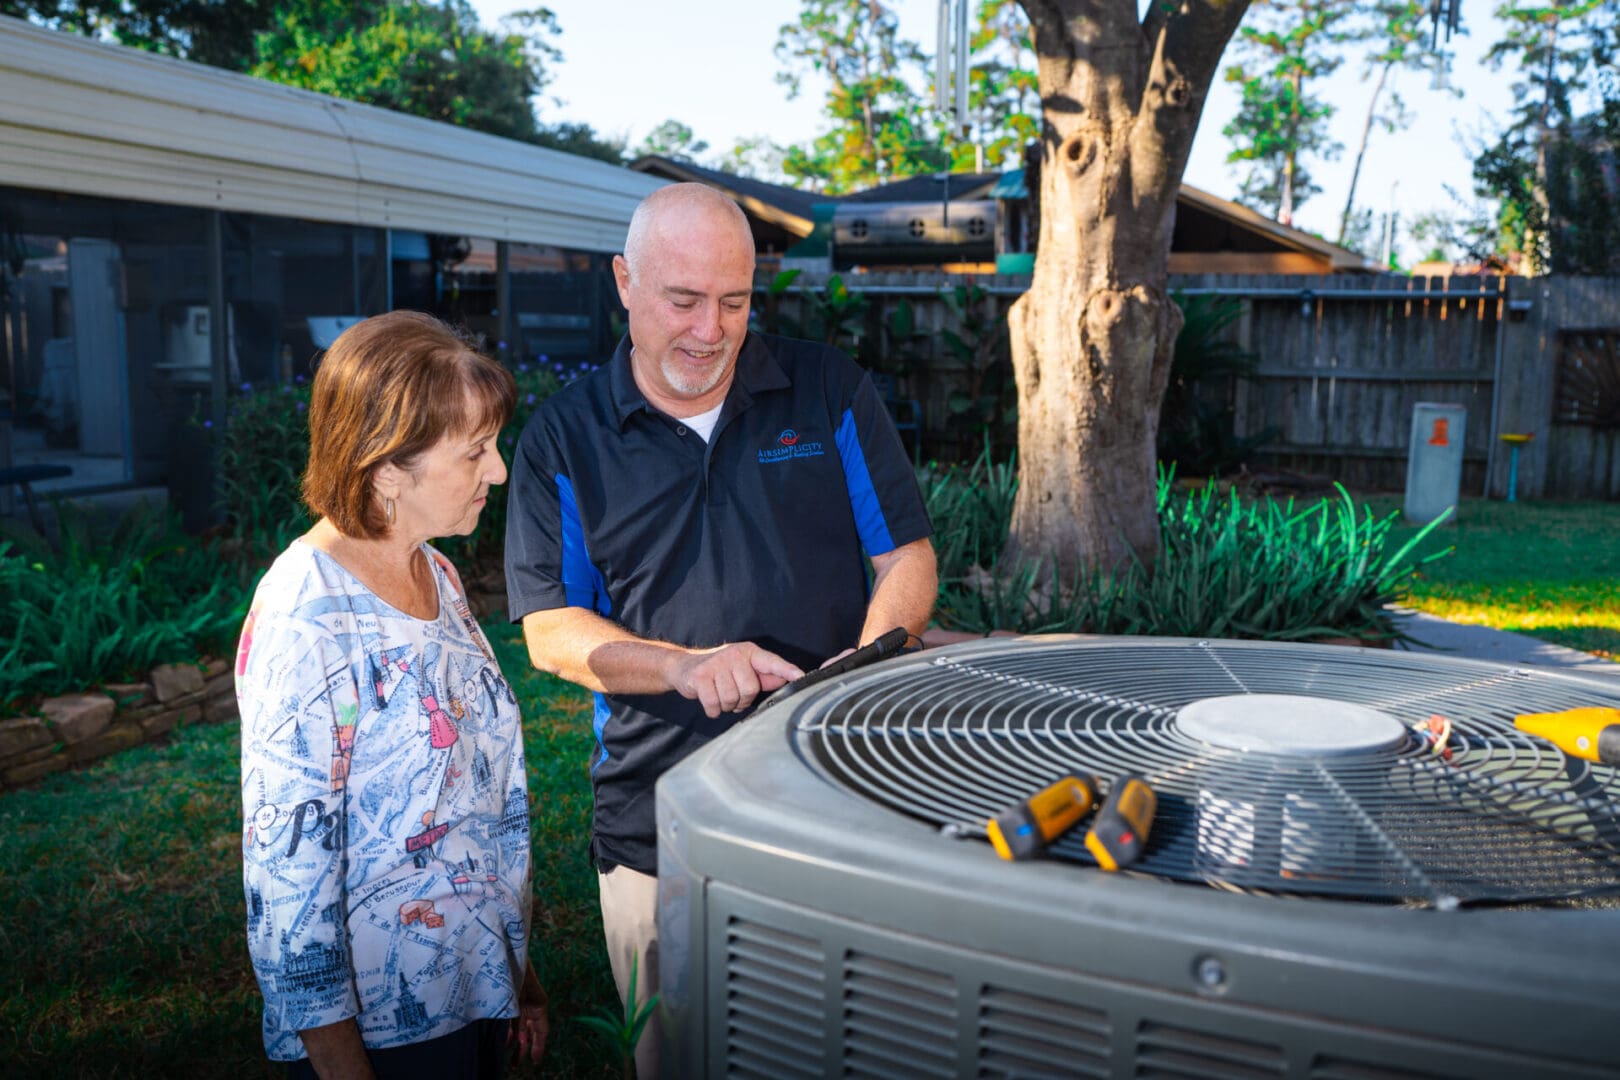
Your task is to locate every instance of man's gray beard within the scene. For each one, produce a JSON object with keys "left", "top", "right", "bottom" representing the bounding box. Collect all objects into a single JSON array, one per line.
[{"left": 660, "top": 352, "right": 728, "bottom": 397}]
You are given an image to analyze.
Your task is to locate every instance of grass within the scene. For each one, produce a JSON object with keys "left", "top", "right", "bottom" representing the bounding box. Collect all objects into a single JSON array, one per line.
[
  {"left": 0, "top": 623, "right": 615, "bottom": 1079},
  {"left": 1365, "top": 495, "right": 1620, "bottom": 662}
]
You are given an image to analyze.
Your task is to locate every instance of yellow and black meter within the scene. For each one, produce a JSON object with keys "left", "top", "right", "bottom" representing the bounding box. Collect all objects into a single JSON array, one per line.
[
  {"left": 1084, "top": 774, "right": 1157, "bottom": 871},
  {"left": 987, "top": 775, "right": 1099, "bottom": 861}
]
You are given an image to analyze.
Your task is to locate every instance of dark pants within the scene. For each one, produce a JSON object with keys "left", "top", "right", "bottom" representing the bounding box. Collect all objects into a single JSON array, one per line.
[{"left": 287, "top": 1018, "right": 507, "bottom": 1080}]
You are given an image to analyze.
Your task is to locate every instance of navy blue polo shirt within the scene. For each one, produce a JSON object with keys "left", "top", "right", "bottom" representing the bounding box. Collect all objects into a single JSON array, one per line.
[{"left": 505, "top": 331, "right": 932, "bottom": 874}]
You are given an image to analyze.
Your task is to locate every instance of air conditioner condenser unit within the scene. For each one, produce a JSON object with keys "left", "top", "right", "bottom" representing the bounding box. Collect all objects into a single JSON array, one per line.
[{"left": 657, "top": 636, "right": 1620, "bottom": 1079}]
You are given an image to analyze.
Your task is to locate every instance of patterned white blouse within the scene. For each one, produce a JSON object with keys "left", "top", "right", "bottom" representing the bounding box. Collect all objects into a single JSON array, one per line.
[{"left": 237, "top": 541, "right": 531, "bottom": 1061}]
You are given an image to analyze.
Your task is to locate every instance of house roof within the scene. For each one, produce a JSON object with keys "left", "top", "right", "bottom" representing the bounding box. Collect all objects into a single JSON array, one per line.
[
  {"left": 1173, "top": 183, "right": 1373, "bottom": 271},
  {"left": 0, "top": 15, "right": 663, "bottom": 251},
  {"left": 628, "top": 155, "right": 830, "bottom": 237},
  {"left": 628, "top": 155, "right": 1374, "bottom": 272},
  {"left": 839, "top": 171, "right": 1001, "bottom": 203}
]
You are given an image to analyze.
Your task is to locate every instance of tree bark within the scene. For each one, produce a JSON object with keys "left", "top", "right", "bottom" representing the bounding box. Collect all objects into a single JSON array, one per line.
[
  {"left": 1009, "top": 0, "right": 1251, "bottom": 575},
  {"left": 1338, "top": 61, "right": 1390, "bottom": 246}
]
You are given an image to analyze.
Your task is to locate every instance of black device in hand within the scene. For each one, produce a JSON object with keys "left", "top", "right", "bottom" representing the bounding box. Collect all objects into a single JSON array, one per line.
[{"left": 760, "top": 627, "right": 911, "bottom": 708}]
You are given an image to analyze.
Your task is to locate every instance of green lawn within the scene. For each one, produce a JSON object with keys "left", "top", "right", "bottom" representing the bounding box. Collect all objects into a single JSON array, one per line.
[
  {"left": 0, "top": 624, "right": 614, "bottom": 1079},
  {"left": 1365, "top": 495, "right": 1620, "bottom": 662}
]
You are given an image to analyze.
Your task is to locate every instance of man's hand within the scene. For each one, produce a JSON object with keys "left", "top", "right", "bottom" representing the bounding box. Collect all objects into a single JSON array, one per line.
[
  {"left": 668, "top": 643, "right": 804, "bottom": 718},
  {"left": 818, "top": 647, "right": 856, "bottom": 670}
]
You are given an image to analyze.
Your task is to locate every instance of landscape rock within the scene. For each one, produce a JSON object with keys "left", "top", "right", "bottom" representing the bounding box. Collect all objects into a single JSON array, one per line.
[
  {"left": 70, "top": 721, "right": 145, "bottom": 763},
  {"left": 3, "top": 754, "right": 67, "bottom": 787},
  {"left": 103, "top": 681, "right": 152, "bottom": 706},
  {"left": 151, "top": 663, "right": 205, "bottom": 703},
  {"left": 0, "top": 716, "right": 53, "bottom": 759},
  {"left": 139, "top": 704, "right": 200, "bottom": 738},
  {"left": 202, "top": 691, "right": 239, "bottom": 725},
  {"left": 40, "top": 693, "right": 116, "bottom": 743}
]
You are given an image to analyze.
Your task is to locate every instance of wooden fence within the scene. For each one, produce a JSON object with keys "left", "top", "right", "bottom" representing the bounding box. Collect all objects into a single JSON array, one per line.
[{"left": 762, "top": 270, "right": 1620, "bottom": 499}]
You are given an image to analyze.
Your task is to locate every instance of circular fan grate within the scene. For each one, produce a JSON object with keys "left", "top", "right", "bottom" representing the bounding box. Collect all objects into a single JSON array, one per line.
[{"left": 789, "top": 639, "right": 1620, "bottom": 907}]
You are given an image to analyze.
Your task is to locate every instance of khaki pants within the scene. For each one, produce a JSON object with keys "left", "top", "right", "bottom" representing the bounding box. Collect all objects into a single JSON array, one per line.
[{"left": 599, "top": 865, "right": 660, "bottom": 1079}]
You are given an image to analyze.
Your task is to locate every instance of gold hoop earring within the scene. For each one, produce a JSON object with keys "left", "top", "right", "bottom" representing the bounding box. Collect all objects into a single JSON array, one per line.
[{"left": 385, "top": 498, "right": 395, "bottom": 527}]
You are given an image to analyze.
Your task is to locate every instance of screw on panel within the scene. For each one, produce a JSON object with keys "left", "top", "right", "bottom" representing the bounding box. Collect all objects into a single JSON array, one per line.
[{"left": 1193, "top": 955, "right": 1227, "bottom": 993}]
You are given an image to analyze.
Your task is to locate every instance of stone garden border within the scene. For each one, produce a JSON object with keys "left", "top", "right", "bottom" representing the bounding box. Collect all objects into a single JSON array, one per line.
[{"left": 0, "top": 659, "right": 236, "bottom": 790}]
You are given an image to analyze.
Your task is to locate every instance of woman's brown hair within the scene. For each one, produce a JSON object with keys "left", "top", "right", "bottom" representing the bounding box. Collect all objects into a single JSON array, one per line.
[{"left": 302, "top": 311, "right": 516, "bottom": 539}]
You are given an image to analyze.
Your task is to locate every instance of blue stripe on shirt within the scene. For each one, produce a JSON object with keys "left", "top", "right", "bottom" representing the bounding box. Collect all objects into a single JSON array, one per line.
[
  {"left": 557, "top": 473, "right": 615, "bottom": 771},
  {"left": 556, "top": 474, "right": 611, "bottom": 616},
  {"left": 835, "top": 407, "right": 895, "bottom": 556}
]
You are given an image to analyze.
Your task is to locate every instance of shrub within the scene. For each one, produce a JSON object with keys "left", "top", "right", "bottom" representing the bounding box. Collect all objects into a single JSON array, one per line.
[
  {"left": 216, "top": 379, "right": 314, "bottom": 559},
  {"left": 1142, "top": 476, "right": 1451, "bottom": 642},
  {"left": 0, "top": 504, "right": 247, "bottom": 708},
  {"left": 927, "top": 452, "right": 1450, "bottom": 643}
]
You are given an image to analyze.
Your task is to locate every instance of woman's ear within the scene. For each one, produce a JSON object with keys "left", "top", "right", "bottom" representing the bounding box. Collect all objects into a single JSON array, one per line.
[{"left": 371, "top": 461, "right": 404, "bottom": 501}]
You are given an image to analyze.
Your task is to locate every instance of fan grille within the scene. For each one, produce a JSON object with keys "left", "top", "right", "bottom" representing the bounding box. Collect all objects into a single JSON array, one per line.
[{"left": 790, "top": 640, "right": 1620, "bottom": 906}]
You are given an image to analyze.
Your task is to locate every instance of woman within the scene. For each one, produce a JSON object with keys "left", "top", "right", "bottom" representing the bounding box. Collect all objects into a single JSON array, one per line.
[{"left": 238, "top": 311, "right": 547, "bottom": 1078}]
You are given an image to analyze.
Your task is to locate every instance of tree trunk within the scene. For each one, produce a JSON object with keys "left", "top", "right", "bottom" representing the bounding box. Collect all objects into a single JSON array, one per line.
[
  {"left": 1338, "top": 61, "right": 1391, "bottom": 246},
  {"left": 1009, "top": 0, "right": 1250, "bottom": 576}
]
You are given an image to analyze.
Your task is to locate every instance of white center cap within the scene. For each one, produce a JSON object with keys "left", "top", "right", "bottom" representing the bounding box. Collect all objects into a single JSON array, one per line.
[{"left": 1176, "top": 694, "right": 1407, "bottom": 757}]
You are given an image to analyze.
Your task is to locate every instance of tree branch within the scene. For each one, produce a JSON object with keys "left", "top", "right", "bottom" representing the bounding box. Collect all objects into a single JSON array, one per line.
[{"left": 1134, "top": 0, "right": 1252, "bottom": 202}]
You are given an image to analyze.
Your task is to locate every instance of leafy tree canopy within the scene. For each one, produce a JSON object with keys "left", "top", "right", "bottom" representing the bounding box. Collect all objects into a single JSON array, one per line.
[
  {"left": 0, "top": 0, "right": 275, "bottom": 68},
  {"left": 636, "top": 119, "right": 709, "bottom": 162},
  {"left": 3, "top": 0, "right": 626, "bottom": 160},
  {"left": 1221, "top": 0, "right": 1357, "bottom": 224},
  {"left": 773, "top": 0, "right": 1040, "bottom": 191},
  {"left": 1473, "top": 0, "right": 1619, "bottom": 273},
  {"left": 250, "top": 1, "right": 555, "bottom": 143}
]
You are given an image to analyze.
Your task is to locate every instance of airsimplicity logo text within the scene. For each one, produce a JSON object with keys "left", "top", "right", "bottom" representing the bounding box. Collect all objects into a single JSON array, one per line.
[{"left": 759, "top": 428, "right": 825, "bottom": 464}]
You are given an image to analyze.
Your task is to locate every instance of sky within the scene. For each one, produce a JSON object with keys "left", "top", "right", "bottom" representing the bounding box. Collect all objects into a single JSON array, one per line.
[{"left": 471, "top": 0, "right": 1527, "bottom": 264}]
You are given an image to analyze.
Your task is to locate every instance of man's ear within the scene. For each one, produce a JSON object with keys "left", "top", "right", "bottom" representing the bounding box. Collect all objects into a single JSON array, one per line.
[{"left": 612, "top": 254, "right": 633, "bottom": 308}]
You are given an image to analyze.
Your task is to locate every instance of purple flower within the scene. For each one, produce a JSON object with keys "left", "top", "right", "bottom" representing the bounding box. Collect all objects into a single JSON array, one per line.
[
  {"left": 202, "top": 419, "right": 213, "bottom": 429},
  {"left": 294, "top": 373, "right": 306, "bottom": 383},
  {"left": 240, "top": 381, "right": 252, "bottom": 393},
  {"left": 517, "top": 363, "right": 529, "bottom": 373},
  {"left": 296, "top": 402, "right": 306, "bottom": 412},
  {"left": 497, "top": 340, "right": 509, "bottom": 350},
  {"left": 504, "top": 434, "right": 515, "bottom": 446},
  {"left": 539, "top": 354, "right": 549, "bottom": 363},
  {"left": 525, "top": 393, "right": 535, "bottom": 405}
]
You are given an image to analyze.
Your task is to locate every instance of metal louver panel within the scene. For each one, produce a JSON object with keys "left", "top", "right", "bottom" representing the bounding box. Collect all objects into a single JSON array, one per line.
[
  {"left": 844, "top": 951, "right": 958, "bottom": 1078},
  {"left": 1309, "top": 1057, "right": 1455, "bottom": 1080},
  {"left": 1135, "top": 1020, "right": 1286, "bottom": 1078},
  {"left": 725, "top": 919, "right": 824, "bottom": 1078},
  {"left": 978, "top": 987, "right": 1111, "bottom": 1078}
]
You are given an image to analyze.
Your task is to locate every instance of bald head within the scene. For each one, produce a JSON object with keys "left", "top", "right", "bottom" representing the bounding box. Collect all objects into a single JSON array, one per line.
[{"left": 622, "top": 183, "right": 754, "bottom": 284}]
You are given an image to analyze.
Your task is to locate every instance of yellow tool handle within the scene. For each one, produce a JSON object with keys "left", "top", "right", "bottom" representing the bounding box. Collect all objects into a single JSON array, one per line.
[
  {"left": 987, "top": 774, "right": 1098, "bottom": 861},
  {"left": 1514, "top": 707, "right": 1620, "bottom": 766},
  {"left": 1085, "top": 775, "right": 1157, "bottom": 871}
]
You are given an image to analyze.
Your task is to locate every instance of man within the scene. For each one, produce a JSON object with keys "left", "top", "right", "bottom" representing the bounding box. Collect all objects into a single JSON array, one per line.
[{"left": 504, "top": 183, "right": 936, "bottom": 1076}]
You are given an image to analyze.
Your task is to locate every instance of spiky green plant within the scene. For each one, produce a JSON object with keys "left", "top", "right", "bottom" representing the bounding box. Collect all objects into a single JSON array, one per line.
[
  {"left": 577, "top": 951, "right": 658, "bottom": 1080},
  {"left": 924, "top": 449, "right": 1452, "bottom": 643}
]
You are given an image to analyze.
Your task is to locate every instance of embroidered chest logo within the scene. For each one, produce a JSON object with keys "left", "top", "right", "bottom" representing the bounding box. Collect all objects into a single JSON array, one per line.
[{"left": 759, "top": 427, "right": 825, "bottom": 464}]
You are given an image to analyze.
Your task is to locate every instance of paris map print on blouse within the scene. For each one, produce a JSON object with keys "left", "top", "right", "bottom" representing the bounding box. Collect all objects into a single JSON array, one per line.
[{"left": 238, "top": 542, "right": 531, "bottom": 1060}]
